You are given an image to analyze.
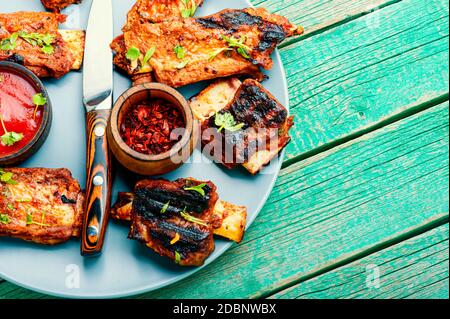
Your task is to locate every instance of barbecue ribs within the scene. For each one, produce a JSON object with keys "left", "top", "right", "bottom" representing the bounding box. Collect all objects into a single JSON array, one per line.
[
  {"left": 0, "top": 168, "right": 84, "bottom": 245},
  {"left": 112, "top": 7, "right": 303, "bottom": 87},
  {"left": 192, "top": 78, "right": 293, "bottom": 174},
  {"left": 0, "top": 11, "right": 85, "bottom": 78}
]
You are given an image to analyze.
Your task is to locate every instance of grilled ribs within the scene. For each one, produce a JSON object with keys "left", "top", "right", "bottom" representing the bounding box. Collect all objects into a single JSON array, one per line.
[
  {"left": 194, "top": 78, "right": 293, "bottom": 174},
  {"left": 112, "top": 178, "right": 246, "bottom": 266},
  {"left": 111, "top": 0, "right": 205, "bottom": 80},
  {"left": 127, "top": 178, "right": 217, "bottom": 266},
  {"left": 0, "top": 168, "right": 84, "bottom": 245},
  {"left": 113, "top": 7, "right": 303, "bottom": 87},
  {"left": 41, "top": 0, "right": 81, "bottom": 12},
  {"left": 0, "top": 12, "right": 85, "bottom": 78}
]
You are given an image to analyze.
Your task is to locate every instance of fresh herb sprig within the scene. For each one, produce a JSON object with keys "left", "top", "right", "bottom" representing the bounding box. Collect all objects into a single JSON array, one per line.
[
  {"left": 0, "top": 169, "right": 18, "bottom": 185},
  {"left": 32, "top": 93, "right": 47, "bottom": 119},
  {"left": 1, "top": 31, "right": 55, "bottom": 54},
  {"left": 220, "top": 35, "right": 251, "bottom": 59},
  {"left": 209, "top": 47, "right": 233, "bottom": 61},
  {"left": 0, "top": 114, "right": 23, "bottom": 147},
  {"left": 160, "top": 201, "right": 170, "bottom": 214},
  {"left": 214, "top": 112, "right": 245, "bottom": 133},
  {"left": 26, "top": 212, "right": 50, "bottom": 227},
  {"left": 180, "top": 208, "right": 208, "bottom": 227},
  {"left": 0, "top": 213, "right": 11, "bottom": 224},
  {"left": 184, "top": 183, "right": 207, "bottom": 196},
  {"left": 181, "top": 0, "right": 197, "bottom": 18}
]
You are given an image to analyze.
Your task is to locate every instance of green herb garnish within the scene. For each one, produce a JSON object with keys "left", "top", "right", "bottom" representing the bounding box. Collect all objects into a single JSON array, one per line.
[
  {"left": 184, "top": 183, "right": 207, "bottom": 197},
  {"left": 160, "top": 201, "right": 170, "bottom": 214},
  {"left": 180, "top": 208, "right": 208, "bottom": 227},
  {"left": 16, "top": 31, "right": 55, "bottom": 54},
  {"left": 143, "top": 46, "right": 156, "bottom": 66},
  {"left": 181, "top": 0, "right": 197, "bottom": 18},
  {"left": 0, "top": 114, "right": 23, "bottom": 147},
  {"left": 208, "top": 47, "right": 233, "bottom": 61},
  {"left": 214, "top": 112, "right": 245, "bottom": 133},
  {"left": 174, "top": 45, "right": 186, "bottom": 59},
  {"left": 32, "top": 93, "right": 47, "bottom": 119},
  {"left": 126, "top": 47, "right": 140, "bottom": 61},
  {"left": 220, "top": 35, "right": 251, "bottom": 59},
  {"left": 0, "top": 169, "right": 18, "bottom": 185},
  {"left": 1, "top": 32, "right": 19, "bottom": 51},
  {"left": 0, "top": 213, "right": 11, "bottom": 224},
  {"left": 174, "top": 251, "right": 181, "bottom": 264},
  {"left": 7, "top": 203, "right": 14, "bottom": 211},
  {"left": 26, "top": 213, "right": 49, "bottom": 227}
]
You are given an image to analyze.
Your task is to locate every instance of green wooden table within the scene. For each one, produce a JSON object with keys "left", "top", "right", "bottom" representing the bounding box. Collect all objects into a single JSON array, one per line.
[{"left": 1, "top": 0, "right": 449, "bottom": 299}]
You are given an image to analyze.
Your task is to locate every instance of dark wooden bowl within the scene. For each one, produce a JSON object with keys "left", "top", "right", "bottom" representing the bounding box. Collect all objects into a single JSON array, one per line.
[
  {"left": 107, "top": 82, "right": 198, "bottom": 176},
  {"left": 0, "top": 62, "right": 52, "bottom": 166}
]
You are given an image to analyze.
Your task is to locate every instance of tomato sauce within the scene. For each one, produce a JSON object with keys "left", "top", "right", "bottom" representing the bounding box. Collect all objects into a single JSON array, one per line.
[{"left": 0, "top": 70, "right": 43, "bottom": 157}]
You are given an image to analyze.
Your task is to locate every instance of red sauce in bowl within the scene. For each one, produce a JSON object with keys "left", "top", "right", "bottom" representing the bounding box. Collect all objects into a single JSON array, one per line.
[
  {"left": 0, "top": 70, "right": 43, "bottom": 157},
  {"left": 120, "top": 99, "right": 185, "bottom": 155}
]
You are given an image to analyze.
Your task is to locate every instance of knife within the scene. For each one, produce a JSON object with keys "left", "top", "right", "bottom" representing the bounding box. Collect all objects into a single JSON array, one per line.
[{"left": 81, "top": 0, "right": 114, "bottom": 256}]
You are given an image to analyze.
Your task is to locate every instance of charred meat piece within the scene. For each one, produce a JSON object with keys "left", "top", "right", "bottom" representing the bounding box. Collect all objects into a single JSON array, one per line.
[
  {"left": 41, "top": 0, "right": 81, "bottom": 13},
  {"left": 0, "top": 168, "right": 84, "bottom": 245},
  {"left": 128, "top": 178, "right": 218, "bottom": 266},
  {"left": 111, "top": 0, "right": 204, "bottom": 77},
  {"left": 112, "top": 191, "right": 247, "bottom": 243},
  {"left": 0, "top": 12, "right": 85, "bottom": 78},
  {"left": 115, "top": 8, "right": 303, "bottom": 86},
  {"left": 197, "top": 78, "right": 293, "bottom": 174}
]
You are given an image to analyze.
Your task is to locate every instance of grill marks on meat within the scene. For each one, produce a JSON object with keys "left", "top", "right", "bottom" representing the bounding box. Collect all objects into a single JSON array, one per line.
[
  {"left": 0, "top": 168, "right": 84, "bottom": 245},
  {"left": 0, "top": 12, "right": 77, "bottom": 78},
  {"left": 41, "top": 0, "right": 81, "bottom": 13},
  {"left": 128, "top": 178, "right": 218, "bottom": 266},
  {"left": 200, "top": 79, "right": 294, "bottom": 174},
  {"left": 114, "top": 8, "right": 303, "bottom": 87}
]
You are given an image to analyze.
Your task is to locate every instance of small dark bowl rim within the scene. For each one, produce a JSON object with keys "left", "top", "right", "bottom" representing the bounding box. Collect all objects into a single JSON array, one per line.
[
  {"left": 0, "top": 61, "right": 52, "bottom": 165},
  {"left": 109, "top": 82, "right": 194, "bottom": 162}
]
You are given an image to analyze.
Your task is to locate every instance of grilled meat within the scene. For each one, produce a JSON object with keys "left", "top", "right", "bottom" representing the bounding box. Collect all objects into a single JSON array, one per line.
[
  {"left": 127, "top": 178, "right": 217, "bottom": 266},
  {"left": 41, "top": 0, "right": 81, "bottom": 12},
  {"left": 114, "top": 8, "right": 303, "bottom": 86},
  {"left": 0, "top": 168, "right": 84, "bottom": 245},
  {"left": 112, "top": 190, "right": 247, "bottom": 243},
  {"left": 196, "top": 78, "right": 293, "bottom": 174},
  {"left": 0, "top": 12, "right": 85, "bottom": 78},
  {"left": 111, "top": 0, "right": 204, "bottom": 78}
]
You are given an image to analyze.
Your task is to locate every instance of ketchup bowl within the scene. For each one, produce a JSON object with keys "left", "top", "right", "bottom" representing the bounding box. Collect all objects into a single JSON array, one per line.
[
  {"left": 107, "top": 82, "right": 197, "bottom": 176},
  {"left": 0, "top": 62, "right": 52, "bottom": 166}
]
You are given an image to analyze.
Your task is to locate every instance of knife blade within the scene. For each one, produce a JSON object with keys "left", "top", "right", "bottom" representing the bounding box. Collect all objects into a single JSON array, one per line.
[{"left": 81, "top": 0, "right": 114, "bottom": 256}]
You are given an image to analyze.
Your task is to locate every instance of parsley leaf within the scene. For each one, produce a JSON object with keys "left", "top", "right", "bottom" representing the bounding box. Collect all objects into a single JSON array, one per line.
[
  {"left": 180, "top": 208, "right": 208, "bottom": 227},
  {"left": 220, "top": 35, "right": 251, "bottom": 60},
  {"left": 214, "top": 112, "right": 245, "bottom": 133},
  {"left": 160, "top": 201, "right": 170, "bottom": 214},
  {"left": 143, "top": 46, "right": 156, "bottom": 66},
  {"left": 126, "top": 47, "right": 140, "bottom": 61},
  {"left": 180, "top": 0, "right": 196, "bottom": 18},
  {"left": 16, "top": 31, "right": 56, "bottom": 54},
  {"left": 174, "top": 251, "right": 181, "bottom": 264},
  {"left": 0, "top": 114, "right": 23, "bottom": 147},
  {"left": 0, "top": 213, "right": 11, "bottom": 225},
  {"left": 184, "top": 183, "right": 207, "bottom": 197},
  {"left": 32, "top": 93, "right": 47, "bottom": 119},
  {"left": 174, "top": 45, "right": 186, "bottom": 59},
  {"left": 0, "top": 169, "right": 18, "bottom": 185}
]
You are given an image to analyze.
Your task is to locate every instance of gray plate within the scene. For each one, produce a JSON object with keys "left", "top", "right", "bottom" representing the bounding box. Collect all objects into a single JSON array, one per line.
[{"left": 0, "top": 0, "right": 289, "bottom": 298}]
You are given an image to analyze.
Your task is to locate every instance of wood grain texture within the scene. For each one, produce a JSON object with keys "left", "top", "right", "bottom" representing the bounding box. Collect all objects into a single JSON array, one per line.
[
  {"left": 252, "top": 0, "right": 400, "bottom": 38},
  {"left": 131, "top": 102, "right": 447, "bottom": 299},
  {"left": 279, "top": 0, "right": 449, "bottom": 160},
  {"left": 81, "top": 109, "right": 113, "bottom": 255},
  {"left": 271, "top": 224, "right": 449, "bottom": 299}
]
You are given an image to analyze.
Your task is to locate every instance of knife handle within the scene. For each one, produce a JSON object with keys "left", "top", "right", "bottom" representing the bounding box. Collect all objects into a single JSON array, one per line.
[{"left": 81, "top": 109, "right": 112, "bottom": 256}]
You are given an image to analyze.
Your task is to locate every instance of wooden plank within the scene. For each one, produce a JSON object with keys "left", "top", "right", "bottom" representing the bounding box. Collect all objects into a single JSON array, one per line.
[
  {"left": 279, "top": 0, "right": 449, "bottom": 160},
  {"left": 128, "top": 101, "right": 447, "bottom": 299},
  {"left": 252, "top": 0, "right": 400, "bottom": 37},
  {"left": 2, "top": 104, "right": 448, "bottom": 300},
  {"left": 271, "top": 224, "right": 449, "bottom": 299}
]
